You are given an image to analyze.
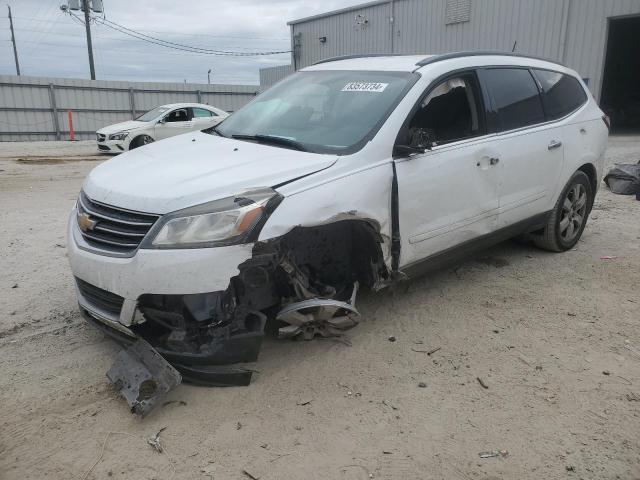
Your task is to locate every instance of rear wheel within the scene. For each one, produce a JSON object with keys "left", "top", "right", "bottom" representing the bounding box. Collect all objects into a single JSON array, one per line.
[
  {"left": 129, "top": 134, "right": 154, "bottom": 150},
  {"left": 533, "top": 171, "right": 592, "bottom": 252}
]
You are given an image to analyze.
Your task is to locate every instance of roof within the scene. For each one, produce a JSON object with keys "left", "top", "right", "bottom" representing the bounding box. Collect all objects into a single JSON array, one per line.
[
  {"left": 160, "top": 103, "right": 216, "bottom": 108},
  {"left": 303, "top": 51, "right": 567, "bottom": 73},
  {"left": 287, "top": 0, "right": 390, "bottom": 25},
  {"left": 303, "top": 55, "right": 431, "bottom": 72}
]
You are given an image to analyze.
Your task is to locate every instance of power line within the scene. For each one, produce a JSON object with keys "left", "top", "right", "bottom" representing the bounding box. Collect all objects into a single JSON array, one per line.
[
  {"left": 98, "top": 17, "right": 290, "bottom": 55},
  {"left": 7, "top": 25, "right": 287, "bottom": 51},
  {"left": 97, "top": 18, "right": 291, "bottom": 56},
  {"left": 13, "top": 16, "right": 290, "bottom": 41},
  {"left": 66, "top": 12, "right": 290, "bottom": 57}
]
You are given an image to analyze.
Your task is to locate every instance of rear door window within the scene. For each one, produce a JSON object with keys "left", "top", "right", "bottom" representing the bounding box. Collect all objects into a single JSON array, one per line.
[
  {"left": 533, "top": 69, "right": 587, "bottom": 120},
  {"left": 482, "top": 68, "right": 545, "bottom": 132},
  {"left": 193, "top": 107, "right": 216, "bottom": 117}
]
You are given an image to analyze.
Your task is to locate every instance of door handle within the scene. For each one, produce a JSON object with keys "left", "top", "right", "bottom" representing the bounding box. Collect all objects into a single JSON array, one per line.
[{"left": 548, "top": 140, "right": 562, "bottom": 150}]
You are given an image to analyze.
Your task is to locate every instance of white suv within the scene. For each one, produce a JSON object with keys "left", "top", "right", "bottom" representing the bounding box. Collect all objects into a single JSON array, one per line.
[{"left": 68, "top": 52, "right": 608, "bottom": 388}]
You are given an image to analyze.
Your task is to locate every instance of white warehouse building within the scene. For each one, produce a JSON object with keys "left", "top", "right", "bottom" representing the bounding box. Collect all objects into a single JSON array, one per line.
[{"left": 260, "top": 0, "right": 640, "bottom": 132}]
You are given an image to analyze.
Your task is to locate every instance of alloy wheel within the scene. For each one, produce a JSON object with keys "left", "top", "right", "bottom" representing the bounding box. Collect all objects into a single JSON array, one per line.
[{"left": 559, "top": 183, "right": 587, "bottom": 242}]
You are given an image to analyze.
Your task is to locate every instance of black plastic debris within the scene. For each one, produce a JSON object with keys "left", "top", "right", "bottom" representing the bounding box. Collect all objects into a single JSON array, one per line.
[
  {"left": 107, "top": 339, "right": 182, "bottom": 417},
  {"left": 604, "top": 162, "right": 640, "bottom": 195},
  {"left": 173, "top": 364, "right": 254, "bottom": 387}
]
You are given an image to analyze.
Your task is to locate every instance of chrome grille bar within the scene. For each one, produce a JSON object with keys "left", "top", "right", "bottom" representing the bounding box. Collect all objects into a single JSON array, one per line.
[{"left": 77, "top": 191, "right": 159, "bottom": 253}]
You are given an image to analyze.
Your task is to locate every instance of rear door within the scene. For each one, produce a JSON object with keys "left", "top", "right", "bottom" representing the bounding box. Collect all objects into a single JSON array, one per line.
[
  {"left": 394, "top": 71, "right": 501, "bottom": 268},
  {"left": 478, "top": 67, "right": 564, "bottom": 228},
  {"left": 192, "top": 107, "right": 222, "bottom": 130}
]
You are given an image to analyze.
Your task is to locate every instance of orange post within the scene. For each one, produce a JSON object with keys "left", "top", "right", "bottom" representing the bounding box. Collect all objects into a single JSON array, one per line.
[{"left": 68, "top": 110, "right": 75, "bottom": 141}]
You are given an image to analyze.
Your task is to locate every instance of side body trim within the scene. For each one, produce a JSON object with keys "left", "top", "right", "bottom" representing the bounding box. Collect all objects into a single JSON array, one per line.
[{"left": 400, "top": 211, "right": 551, "bottom": 279}]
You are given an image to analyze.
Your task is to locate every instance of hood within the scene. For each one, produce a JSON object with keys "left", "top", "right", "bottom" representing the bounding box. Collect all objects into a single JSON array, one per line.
[
  {"left": 83, "top": 132, "right": 338, "bottom": 214},
  {"left": 97, "top": 120, "right": 148, "bottom": 135}
]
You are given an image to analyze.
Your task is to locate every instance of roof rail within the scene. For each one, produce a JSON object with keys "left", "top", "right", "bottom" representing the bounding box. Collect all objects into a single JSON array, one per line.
[
  {"left": 415, "top": 51, "right": 565, "bottom": 67},
  {"left": 313, "top": 53, "right": 405, "bottom": 66}
]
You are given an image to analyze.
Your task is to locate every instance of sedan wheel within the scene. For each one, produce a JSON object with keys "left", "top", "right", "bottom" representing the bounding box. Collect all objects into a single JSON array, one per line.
[{"left": 129, "top": 134, "right": 155, "bottom": 150}]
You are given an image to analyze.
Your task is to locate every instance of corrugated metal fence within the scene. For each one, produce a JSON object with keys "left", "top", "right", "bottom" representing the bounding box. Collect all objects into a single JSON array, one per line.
[
  {"left": 259, "top": 64, "right": 294, "bottom": 89},
  {"left": 0, "top": 74, "right": 260, "bottom": 142}
]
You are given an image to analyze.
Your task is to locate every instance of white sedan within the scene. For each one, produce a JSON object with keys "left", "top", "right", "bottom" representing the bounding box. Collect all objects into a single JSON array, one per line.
[{"left": 96, "top": 103, "right": 228, "bottom": 153}]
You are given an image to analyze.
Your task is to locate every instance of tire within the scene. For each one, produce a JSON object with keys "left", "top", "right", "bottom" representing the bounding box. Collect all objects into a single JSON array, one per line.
[
  {"left": 533, "top": 171, "right": 593, "bottom": 252},
  {"left": 129, "top": 134, "right": 154, "bottom": 150}
]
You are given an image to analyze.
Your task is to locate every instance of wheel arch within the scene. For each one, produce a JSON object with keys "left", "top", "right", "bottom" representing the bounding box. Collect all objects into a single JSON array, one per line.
[
  {"left": 577, "top": 162, "right": 598, "bottom": 209},
  {"left": 258, "top": 216, "right": 391, "bottom": 293},
  {"left": 129, "top": 133, "right": 154, "bottom": 150}
]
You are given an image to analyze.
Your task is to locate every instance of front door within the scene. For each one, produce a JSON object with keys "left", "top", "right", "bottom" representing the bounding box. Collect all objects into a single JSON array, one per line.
[
  {"left": 154, "top": 107, "right": 194, "bottom": 140},
  {"left": 394, "top": 72, "right": 501, "bottom": 268}
]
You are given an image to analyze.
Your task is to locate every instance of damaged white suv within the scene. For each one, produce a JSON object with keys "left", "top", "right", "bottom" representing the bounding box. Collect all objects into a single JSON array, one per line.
[{"left": 68, "top": 52, "right": 608, "bottom": 405}]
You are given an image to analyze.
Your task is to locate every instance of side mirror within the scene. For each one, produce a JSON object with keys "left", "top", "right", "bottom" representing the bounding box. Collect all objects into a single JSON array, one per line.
[{"left": 158, "top": 117, "right": 166, "bottom": 124}]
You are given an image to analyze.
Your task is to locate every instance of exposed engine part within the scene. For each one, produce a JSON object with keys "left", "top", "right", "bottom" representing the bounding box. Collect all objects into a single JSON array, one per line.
[
  {"left": 276, "top": 282, "right": 360, "bottom": 340},
  {"left": 106, "top": 338, "right": 182, "bottom": 417}
]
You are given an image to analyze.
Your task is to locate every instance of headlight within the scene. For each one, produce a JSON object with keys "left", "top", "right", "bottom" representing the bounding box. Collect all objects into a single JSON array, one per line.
[
  {"left": 144, "top": 188, "right": 281, "bottom": 249},
  {"left": 109, "top": 132, "right": 129, "bottom": 141}
]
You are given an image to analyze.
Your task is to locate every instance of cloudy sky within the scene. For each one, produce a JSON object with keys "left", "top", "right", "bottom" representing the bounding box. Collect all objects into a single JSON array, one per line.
[{"left": 0, "top": 0, "right": 364, "bottom": 85}]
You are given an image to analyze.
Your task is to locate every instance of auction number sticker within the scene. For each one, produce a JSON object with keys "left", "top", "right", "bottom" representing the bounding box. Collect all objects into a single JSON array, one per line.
[{"left": 342, "top": 82, "right": 389, "bottom": 93}]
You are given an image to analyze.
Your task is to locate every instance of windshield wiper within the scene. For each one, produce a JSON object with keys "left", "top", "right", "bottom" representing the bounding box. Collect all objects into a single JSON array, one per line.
[
  {"left": 203, "top": 125, "right": 226, "bottom": 137},
  {"left": 231, "top": 134, "right": 307, "bottom": 152}
]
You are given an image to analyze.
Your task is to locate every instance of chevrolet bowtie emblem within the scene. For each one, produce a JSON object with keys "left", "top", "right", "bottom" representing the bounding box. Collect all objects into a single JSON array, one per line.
[{"left": 77, "top": 212, "right": 97, "bottom": 232}]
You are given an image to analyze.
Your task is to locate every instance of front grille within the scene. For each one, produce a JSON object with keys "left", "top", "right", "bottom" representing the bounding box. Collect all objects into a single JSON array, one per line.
[
  {"left": 97, "top": 133, "right": 106, "bottom": 142},
  {"left": 76, "top": 277, "right": 124, "bottom": 316},
  {"left": 77, "top": 191, "right": 159, "bottom": 254},
  {"left": 97, "top": 144, "right": 110, "bottom": 151}
]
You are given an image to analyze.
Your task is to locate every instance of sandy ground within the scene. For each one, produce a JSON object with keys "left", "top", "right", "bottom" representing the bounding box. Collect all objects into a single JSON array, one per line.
[{"left": 0, "top": 138, "right": 639, "bottom": 480}]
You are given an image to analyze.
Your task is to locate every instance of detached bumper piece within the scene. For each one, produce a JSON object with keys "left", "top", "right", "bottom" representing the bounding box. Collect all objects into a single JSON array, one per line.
[
  {"left": 173, "top": 364, "right": 253, "bottom": 387},
  {"left": 83, "top": 304, "right": 266, "bottom": 416},
  {"left": 107, "top": 339, "right": 182, "bottom": 417}
]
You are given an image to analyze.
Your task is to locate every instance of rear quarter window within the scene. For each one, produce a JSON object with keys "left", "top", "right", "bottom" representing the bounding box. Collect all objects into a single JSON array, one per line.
[
  {"left": 533, "top": 69, "right": 588, "bottom": 120},
  {"left": 483, "top": 68, "right": 545, "bottom": 132},
  {"left": 193, "top": 108, "right": 216, "bottom": 117}
]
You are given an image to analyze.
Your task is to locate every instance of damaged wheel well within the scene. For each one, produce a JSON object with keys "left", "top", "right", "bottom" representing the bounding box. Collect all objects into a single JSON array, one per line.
[
  {"left": 134, "top": 218, "right": 388, "bottom": 360},
  {"left": 264, "top": 219, "right": 390, "bottom": 295}
]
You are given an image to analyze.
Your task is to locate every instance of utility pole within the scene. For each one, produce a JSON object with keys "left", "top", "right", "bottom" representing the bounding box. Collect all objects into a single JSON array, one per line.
[
  {"left": 7, "top": 5, "right": 20, "bottom": 76},
  {"left": 82, "top": 0, "right": 96, "bottom": 80}
]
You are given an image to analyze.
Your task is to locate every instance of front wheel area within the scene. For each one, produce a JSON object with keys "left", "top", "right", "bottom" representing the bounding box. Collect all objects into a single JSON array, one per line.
[
  {"left": 533, "top": 171, "right": 593, "bottom": 252},
  {"left": 129, "top": 134, "right": 154, "bottom": 150}
]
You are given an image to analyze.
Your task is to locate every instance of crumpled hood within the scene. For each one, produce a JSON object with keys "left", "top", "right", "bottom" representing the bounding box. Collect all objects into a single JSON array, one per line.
[
  {"left": 83, "top": 131, "right": 338, "bottom": 214},
  {"left": 96, "top": 120, "right": 147, "bottom": 136}
]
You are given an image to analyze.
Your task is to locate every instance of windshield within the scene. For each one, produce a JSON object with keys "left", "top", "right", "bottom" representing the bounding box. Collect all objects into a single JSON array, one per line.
[
  {"left": 136, "top": 106, "right": 171, "bottom": 122},
  {"left": 216, "top": 70, "right": 418, "bottom": 154}
]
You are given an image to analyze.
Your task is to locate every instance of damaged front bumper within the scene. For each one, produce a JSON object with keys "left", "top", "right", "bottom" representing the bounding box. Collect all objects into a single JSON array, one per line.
[
  {"left": 69, "top": 211, "right": 385, "bottom": 415},
  {"left": 80, "top": 293, "right": 267, "bottom": 416},
  {"left": 69, "top": 212, "right": 273, "bottom": 411}
]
